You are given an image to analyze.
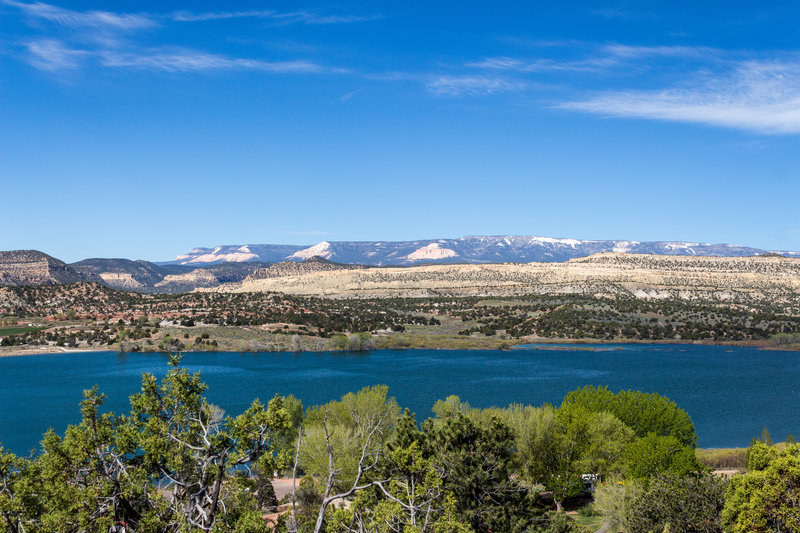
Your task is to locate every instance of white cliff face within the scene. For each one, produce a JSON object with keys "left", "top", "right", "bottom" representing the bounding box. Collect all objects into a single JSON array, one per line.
[
  {"left": 98, "top": 272, "right": 145, "bottom": 289},
  {"left": 405, "top": 243, "right": 459, "bottom": 262},
  {"left": 175, "top": 246, "right": 258, "bottom": 264},
  {"left": 289, "top": 242, "right": 334, "bottom": 260},
  {"left": 155, "top": 269, "right": 219, "bottom": 289}
]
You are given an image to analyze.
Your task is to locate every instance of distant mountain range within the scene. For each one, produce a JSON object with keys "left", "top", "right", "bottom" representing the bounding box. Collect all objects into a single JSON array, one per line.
[
  {"left": 0, "top": 251, "right": 269, "bottom": 294},
  {"left": 1, "top": 235, "right": 798, "bottom": 294},
  {"left": 167, "top": 236, "right": 800, "bottom": 266}
]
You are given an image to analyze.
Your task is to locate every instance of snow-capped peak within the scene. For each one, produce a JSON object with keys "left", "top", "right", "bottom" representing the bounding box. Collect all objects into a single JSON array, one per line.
[
  {"left": 289, "top": 241, "right": 333, "bottom": 260},
  {"left": 529, "top": 236, "right": 582, "bottom": 248},
  {"left": 406, "top": 243, "right": 458, "bottom": 261}
]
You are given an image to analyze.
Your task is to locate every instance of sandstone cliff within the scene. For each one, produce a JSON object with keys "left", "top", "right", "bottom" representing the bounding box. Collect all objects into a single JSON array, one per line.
[{"left": 0, "top": 250, "right": 85, "bottom": 286}]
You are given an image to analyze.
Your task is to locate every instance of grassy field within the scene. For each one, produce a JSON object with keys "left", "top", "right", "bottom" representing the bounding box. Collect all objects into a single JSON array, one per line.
[
  {"left": 156, "top": 325, "right": 521, "bottom": 352},
  {"left": 0, "top": 325, "right": 46, "bottom": 337},
  {"left": 377, "top": 315, "right": 518, "bottom": 350},
  {"left": 696, "top": 447, "right": 748, "bottom": 469}
]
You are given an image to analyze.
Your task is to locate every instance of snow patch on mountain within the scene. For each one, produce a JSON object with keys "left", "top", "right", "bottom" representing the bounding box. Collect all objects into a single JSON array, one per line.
[
  {"left": 529, "top": 236, "right": 583, "bottom": 247},
  {"left": 185, "top": 251, "right": 258, "bottom": 263},
  {"left": 406, "top": 243, "right": 458, "bottom": 261},
  {"left": 664, "top": 242, "right": 700, "bottom": 250},
  {"left": 289, "top": 242, "right": 333, "bottom": 261},
  {"left": 613, "top": 241, "right": 639, "bottom": 253}
]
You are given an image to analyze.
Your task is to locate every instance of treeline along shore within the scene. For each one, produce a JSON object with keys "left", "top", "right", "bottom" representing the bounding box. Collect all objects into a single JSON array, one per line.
[
  {"left": 1, "top": 281, "right": 799, "bottom": 355},
  {"left": 1, "top": 355, "right": 797, "bottom": 532}
]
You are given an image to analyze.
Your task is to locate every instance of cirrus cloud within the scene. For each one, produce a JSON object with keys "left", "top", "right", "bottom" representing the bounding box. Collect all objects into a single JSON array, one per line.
[
  {"left": 559, "top": 59, "right": 800, "bottom": 134},
  {"left": 426, "top": 75, "right": 526, "bottom": 96},
  {"left": 4, "top": 0, "right": 156, "bottom": 31}
]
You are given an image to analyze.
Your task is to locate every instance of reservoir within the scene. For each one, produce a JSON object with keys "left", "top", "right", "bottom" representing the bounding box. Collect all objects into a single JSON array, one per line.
[{"left": 1, "top": 344, "right": 798, "bottom": 454}]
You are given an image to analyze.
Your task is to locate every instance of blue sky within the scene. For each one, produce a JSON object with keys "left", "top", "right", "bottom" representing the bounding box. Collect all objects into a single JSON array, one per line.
[{"left": 1, "top": 1, "right": 799, "bottom": 262}]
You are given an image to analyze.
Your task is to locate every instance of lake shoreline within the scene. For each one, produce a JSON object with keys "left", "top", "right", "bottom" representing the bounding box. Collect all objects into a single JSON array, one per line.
[{"left": 2, "top": 336, "right": 798, "bottom": 358}]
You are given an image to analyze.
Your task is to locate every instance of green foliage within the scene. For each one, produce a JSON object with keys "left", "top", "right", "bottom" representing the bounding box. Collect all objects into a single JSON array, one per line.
[
  {"left": 723, "top": 442, "right": 800, "bottom": 532},
  {"left": 593, "top": 476, "right": 640, "bottom": 530},
  {"left": 295, "top": 476, "right": 324, "bottom": 527},
  {"left": 771, "top": 332, "right": 800, "bottom": 345},
  {"left": 623, "top": 473, "right": 727, "bottom": 533},
  {"left": 327, "top": 438, "right": 474, "bottom": 533},
  {"left": 562, "top": 385, "right": 697, "bottom": 447},
  {"left": 251, "top": 468, "right": 278, "bottom": 510},
  {"left": 430, "top": 395, "right": 471, "bottom": 421},
  {"left": 594, "top": 474, "right": 727, "bottom": 533},
  {"left": 492, "top": 403, "right": 558, "bottom": 483},
  {"left": 540, "top": 512, "right": 589, "bottom": 533},
  {"left": 330, "top": 334, "right": 348, "bottom": 350},
  {"left": 0, "top": 446, "right": 45, "bottom": 532},
  {"left": 503, "top": 402, "right": 632, "bottom": 507},
  {"left": 426, "top": 414, "right": 541, "bottom": 532},
  {"left": 623, "top": 433, "right": 701, "bottom": 480},
  {"left": 300, "top": 385, "right": 400, "bottom": 491},
  {"left": 563, "top": 406, "right": 634, "bottom": 477},
  {"left": 342, "top": 332, "right": 375, "bottom": 352}
]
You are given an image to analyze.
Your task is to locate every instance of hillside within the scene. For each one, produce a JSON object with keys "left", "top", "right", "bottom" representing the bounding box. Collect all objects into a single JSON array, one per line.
[
  {"left": 0, "top": 251, "right": 272, "bottom": 293},
  {"left": 209, "top": 253, "right": 800, "bottom": 306},
  {"left": 70, "top": 258, "right": 177, "bottom": 290},
  {"left": 3, "top": 271, "right": 799, "bottom": 353},
  {"left": 0, "top": 250, "right": 85, "bottom": 286},
  {"left": 151, "top": 261, "right": 271, "bottom": 293}
]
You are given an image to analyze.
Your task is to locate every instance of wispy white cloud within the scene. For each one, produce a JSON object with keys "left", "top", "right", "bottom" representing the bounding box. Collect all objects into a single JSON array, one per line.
[
  {"left": 601, "top": 44, "right": 720, "bottom": 60},
  {"left": 7, "top": 1, "right": 354, "bottom": 75},
  {"left": 5, "top": 1, "right": 378, "bottom": 29},
  {"left": 468, "top": 45, "right": 721, "bottom": 74},
  {"left": 22, "top": 38, "right": 336, "bottom": 74},
  {"left": 464, "top": 43, "right": 800, "bottom": 134},
  {"left": 4, "top": 0, "right": 155, "bottom": 31},
  {"left": 169, "top": 9, "right": 380, "bottom": 25},
  {"left": 426, "top": 75, "right": 526, "bottom": 96},
  {"left": 468, "top": 56, "right": 614, "bottom": 73},
  {"left": 591, "top": 7, "right": 659, "bottom": 20},
  {"left": 169, "top": 10, "right": 275, "bottom": 22},
  {"left": 99, "top": 49, "right": 331, "bottom": 73},
  {"left": 26, "top": 38, "right": 87, "bottom": 70},
  {"left": 339, "top": 89, "right": 361, "bottom": 102},
  {"left": 260, "top": 11, "right": 380, "bottom": 25},
  {"left": 559, "top": 59, "right": 800, "bottom": 134}
]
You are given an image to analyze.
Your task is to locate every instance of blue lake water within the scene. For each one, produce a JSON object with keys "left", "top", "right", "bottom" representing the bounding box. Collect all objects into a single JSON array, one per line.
[{"left": 1, "top": 344, "right": 799, "bottom": 454}]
